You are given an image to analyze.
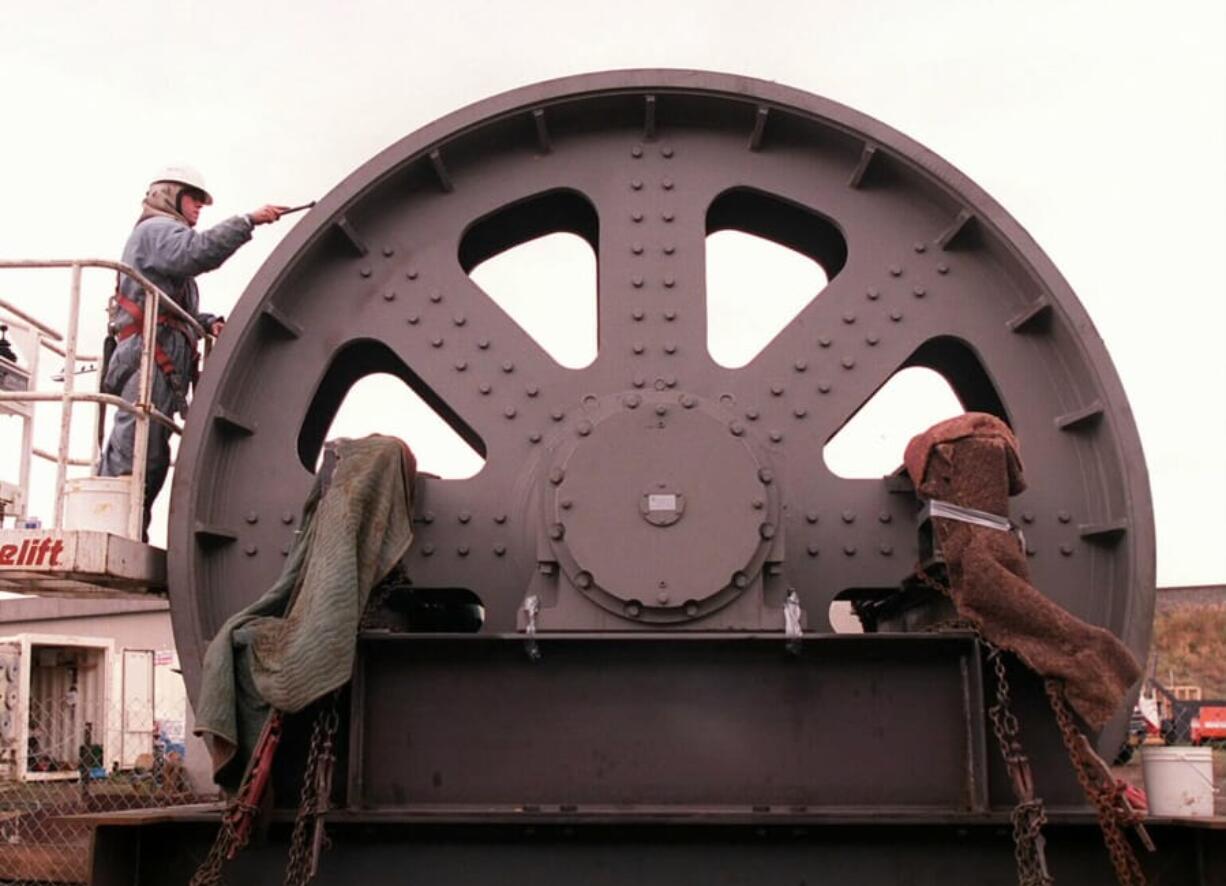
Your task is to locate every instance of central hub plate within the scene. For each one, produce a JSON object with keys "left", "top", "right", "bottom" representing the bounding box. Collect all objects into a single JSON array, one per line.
[{"left": 545, "top": 391, "right": 778, "bottom": 620}]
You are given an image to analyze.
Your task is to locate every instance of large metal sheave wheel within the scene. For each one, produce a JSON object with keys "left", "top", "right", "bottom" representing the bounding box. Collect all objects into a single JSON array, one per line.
[{"left": 169, "top": 71, "right": 1153, "bottom": 698}]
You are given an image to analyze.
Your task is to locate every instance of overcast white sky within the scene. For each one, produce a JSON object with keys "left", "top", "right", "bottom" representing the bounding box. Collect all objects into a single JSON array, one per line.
[{"left": 1, "top": 0, "right": 1223, "bottom": 587}]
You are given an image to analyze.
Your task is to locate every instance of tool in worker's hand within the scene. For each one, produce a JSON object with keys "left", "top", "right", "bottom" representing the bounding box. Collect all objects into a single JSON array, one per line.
[{"left": 279, "top": 201, "right": 317, "bottom": 216}]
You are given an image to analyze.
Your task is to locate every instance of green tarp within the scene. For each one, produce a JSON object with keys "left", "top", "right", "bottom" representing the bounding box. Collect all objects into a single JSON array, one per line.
[{"left": 193, "top": 435, "right": 415, "bottom": 788}]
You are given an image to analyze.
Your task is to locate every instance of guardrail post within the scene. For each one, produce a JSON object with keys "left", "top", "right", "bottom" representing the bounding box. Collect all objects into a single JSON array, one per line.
[
  {"left": 53, "top": 263, "right": 82, "bottom": 528},
  {"left": 128, "top": 285, "right": 156, "bottom": 541}
]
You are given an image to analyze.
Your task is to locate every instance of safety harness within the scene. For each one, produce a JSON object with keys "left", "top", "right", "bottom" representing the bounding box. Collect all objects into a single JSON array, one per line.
[{"left": 110, "top": 288, "right": 198, "bottom": 410}]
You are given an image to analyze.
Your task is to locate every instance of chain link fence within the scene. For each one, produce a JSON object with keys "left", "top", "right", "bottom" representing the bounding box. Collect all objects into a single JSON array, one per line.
[{"left": 0, "top": 695, "right": 212, "bottom": 885}]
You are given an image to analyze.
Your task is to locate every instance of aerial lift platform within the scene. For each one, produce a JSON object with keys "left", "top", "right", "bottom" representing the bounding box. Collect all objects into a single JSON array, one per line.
[{"left": 0, "top": 260, "right": 206, "bottom": 597}]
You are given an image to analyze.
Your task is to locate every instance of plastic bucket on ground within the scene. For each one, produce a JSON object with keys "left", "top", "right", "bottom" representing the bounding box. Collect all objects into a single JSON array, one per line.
[
  {"left": 61, "top": 476, "right": 132, "bottom": 536},
  {"left": 1140, "top": 746, "right": 1217, "bottom": 817}
]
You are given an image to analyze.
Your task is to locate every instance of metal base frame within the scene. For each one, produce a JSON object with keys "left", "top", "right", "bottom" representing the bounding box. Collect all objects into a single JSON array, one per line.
[{"left": 90, "top": 816, "right": 1225, "bottom": 886}]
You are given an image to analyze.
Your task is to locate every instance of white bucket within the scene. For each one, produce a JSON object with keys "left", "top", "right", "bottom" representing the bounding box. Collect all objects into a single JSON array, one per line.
[
  {"left": 61, "top": 476, "right": 132, "bottom": 536},
  {"left": 1140, "top": 746, "right": 1217, "bottom": 818}
]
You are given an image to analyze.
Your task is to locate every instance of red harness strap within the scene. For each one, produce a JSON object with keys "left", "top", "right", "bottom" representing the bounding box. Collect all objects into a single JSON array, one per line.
[{"left": 113, "top": 291, "right": 198, "bottom": 393}]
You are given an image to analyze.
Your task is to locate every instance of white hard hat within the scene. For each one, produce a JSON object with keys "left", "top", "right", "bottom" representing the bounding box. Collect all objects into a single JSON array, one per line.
[{"left": 151, "top": 164, "right": 213, "bottom": 204}]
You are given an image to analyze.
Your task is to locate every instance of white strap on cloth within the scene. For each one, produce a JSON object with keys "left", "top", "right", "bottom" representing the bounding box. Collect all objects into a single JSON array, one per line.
[{"left": 928, "top": 499, "right": 1026, "bottom": 549}]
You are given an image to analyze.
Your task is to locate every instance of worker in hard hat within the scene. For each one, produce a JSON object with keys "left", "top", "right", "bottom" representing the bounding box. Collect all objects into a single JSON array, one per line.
[{"left": 98, "top": 165, "right": 288, "bottom": 539}]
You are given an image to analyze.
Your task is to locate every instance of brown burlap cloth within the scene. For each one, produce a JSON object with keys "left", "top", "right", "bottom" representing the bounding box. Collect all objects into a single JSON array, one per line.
[{"left": 903, "top": 412, "right": 1140, "bottom": 730}]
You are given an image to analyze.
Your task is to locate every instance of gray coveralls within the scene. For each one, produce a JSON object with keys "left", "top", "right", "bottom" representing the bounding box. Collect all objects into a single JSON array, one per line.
[{"left": 99, "top": 214, "right": 254, "bottom": 537}]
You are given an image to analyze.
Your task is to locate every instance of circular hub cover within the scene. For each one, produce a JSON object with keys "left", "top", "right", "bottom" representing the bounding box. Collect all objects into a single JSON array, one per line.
[{"left": 546, "top": 392, "right": 777, "bottom": 617}]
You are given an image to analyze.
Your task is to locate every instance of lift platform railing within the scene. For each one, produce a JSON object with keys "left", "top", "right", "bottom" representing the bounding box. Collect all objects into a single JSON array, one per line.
[{"left": 0, "top": 259, "right": 210, "bottom": 541}]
